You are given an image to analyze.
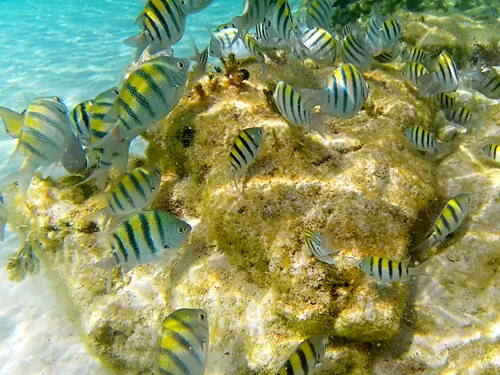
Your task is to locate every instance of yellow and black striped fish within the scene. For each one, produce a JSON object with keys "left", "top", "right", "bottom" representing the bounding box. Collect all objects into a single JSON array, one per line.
[
  {"left": 436, "top": 93, "right": 457, "bottom": 112},
  {"left": 400, "top": 45, "right": 429, "bottom": 65},
  {"left": 230, "top": 0, "right": 273, "bottom": 45},
  {"left": 405, "top": 125, "right": 439, "bottom": 155},
  {"left": 301, "top": 27, "right": 337, "bottom": 63},
  {"left": 359, "top": 257, "right": 426, "bottom": 283},
  {"left": 374, "top": 50, "right": 397, "bottom": 64},
  {"left": 277, "top": 336, "right": 328, "bottom": 375},
  {"left": 402, "top": 62, "right": 429, "bottom": 87},
  {"left": 483, "top": 144, "right": 500, "bottom": 162},
  {"left": 243, "top": 33, "right": 267, "bottom": 75},
  {"left": 229, "top": 127, "right": 264, "bottom": 185},
  {"left": 414, "top": 194, "right": 472, "bottom": 251},
  {"left": 70, "top": 100, "right": 93, "bottom": 146},
  {"left": 305, "top": 0, "right": 336, "bottom": 31},
  {"left": 342, "top": 32, "right": 372, "bottom": 73},
  {"left": 269, "top": 0, "right": 306, "bottom": 55},
  {"left": 445, "top": 107, "right": 472, "bottom": 126},
  {"left": 303, "top": 230, "right": 339, "bottom": 264},
  {"left": 274, "top": 81, "right": 311, "bottom": 128},
  {"left": 94, "top": 210, "right": 191, "bottom": 273},
  {"left": 363, "top": 5, "right": 385, "bottom": 55},
  {"left": 468, "top": 60, "right": 500, "bottom": 100},
  {"left": 125, "top": 0, "right": 187, "bottom": 59},
  {"left": 381, "top": 19, "right": 402, "bottom": 46},
  {"left": 418, "top": 50, "right": 459, "bottom": 97},
  {"left": 154, "top": 308, "right": 209, "bottom": 375}
]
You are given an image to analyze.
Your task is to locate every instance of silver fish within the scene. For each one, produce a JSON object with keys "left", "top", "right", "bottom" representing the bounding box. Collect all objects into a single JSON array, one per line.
[
  {"left": 359, "top": 256, "right": 427, "bottom": 283},
  {"left": 468, "top": 60, "right": 500, "bottom": 99},
  {"left": 305, "top": 0, "right": 337, "bottom": 31},
  {"left": 418, "top": 50, "right": 459, "bottom": 97}
]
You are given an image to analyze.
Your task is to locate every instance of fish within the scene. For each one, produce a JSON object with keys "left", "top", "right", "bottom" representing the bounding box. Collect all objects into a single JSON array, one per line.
[
  {"left": 341, "top": 23, "right": 354, "bottom": 39},
  {"left": 301, "top": 27, "right": 337, "bottom": 63},
  {"left": 418, "top": 50, "right": 459, "bottom": 97},
  {"left": 436, "top": 93, "right": 457, "bottom": 112},
  {"left": 181, "top": 0, "right": 215, "bottom": 14},
  {"left": 208, "top": 27, "right": 252, "bottom": 59},
  {"left": 380, "top": 19, "right": 402, "bottom": 48},
  {"left": 358, "top": 257, "right": 427, "bottom": 283},
  {"left": 61, "top": 130, "right": 87, "bottom": 175},
  {"left": 94, "top": 210, "right": 191, "bottom": 273},
  {"left": 303, "top": 230, "right": 339, "bottom": 264},
  {"left": 255, "top": 18, "right": 276, "bottom": 46},
  {"left": 230, "top": 0, "right": 273, "bottom": 46},
  {"left": 467, "top": 60, "right": 500, "bottom": 99},
  {"left": 70, "top": 100, "right": 93, "bottom": 147},
  {"left": 268, "top": 0, "right": 308, "bottom": 55},
  {"left": 402, "top": 63, "right": 429, "bottom": 87},
  {"left": 404, "top": 125, "right": 440, "bottom": 155},
  {"left": 373, "top": 50, "right": 397, "bottom": 64},
  {"left": 305, "top": 0, "right": 337, "bottom": 31},
  {"left": 0, "top": 97, "right": 75, "bottom": 195},
  {"left": 189, "top": 39, "right": 209, "bottom": 80},
  {"left": 321, "top": 63, "right": 369, "bottom": 119},
  {"left": 214, "top": 21, "right": 238, "bottom": 32},
  {"left": 445, "top": 107, "right": 472, "bottom": 126},
  {"left": 88, "top": 56, "right": 190, "bottom": 186},
  {"left": 229, "top": 127, "right": 264, "bottom": 185},
  {"left": 341, "top": 32, "right": 373, "bottom": 73},
  {"left": 154, "top": 308, "right": 209, "bottom": 375},
  {"left": 482, "top": 144, "right": 500, "bottom": 162},
  {"left": 125, "top": 0, "right": 187, "bottom": 59},
  {"left": 413, "top": 194, "right": 472, "bottom": 251},
  {"left": 243, "top": 33, "right": 267, "bottom": 75},
  {"left": 277, "top": 336, "right": 329, "bottom": 375},
  {"left": 273, "top": 81, "right": 325, "bottom": 136},
  {"left": 87, "top": 167, "right": 162, "bottom": 228},
  {"left": 400, "top": 45, "right": 429, "bottom": 65},
  {"left": 363, "top": 5, "right": 386, "bottom": 55}
]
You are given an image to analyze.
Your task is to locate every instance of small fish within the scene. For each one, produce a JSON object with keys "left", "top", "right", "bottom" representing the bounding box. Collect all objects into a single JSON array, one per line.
[
  {"left": 189, "top": 39, "right": 209, "bottom": 80},
  {"left": 303, "top": 230, "right": 339, "bottom": 264},
  {"left": 154, "top": 309, "right": 209, "bottom": 375},
  {"left": 400, "top": 45, "right": 429, "bottom": 65},
  {"left": 87, "top": 167, "right": 162, "bottom": 228},
  {"left": 229, "top": 127, "right": 264, "bottom": 185},
  {"left": 125, "top": 0, "right": 187, "bottom": 59},
  {"left": 301, "top": 27, "right": 337, "bottom": 63},
  {"left": 321, "top": 63, "right": 369, "bottom": 119},
  {"left": 273, "top": 81, "right": 325, "bottom": 136},
  {"left": 342, "top": 32, "right": 373, "bottom": 73},
  {"left": 405, "top": 125, "right": 439, "bottom": 154},
  {"left": 277, "top": 336, "right": 329, "bottom": 375},
  {"left": 482, "top": 144, "right": 500, "bottom": 162},
  {"left": 402, "top": 62, "right": 429, "bottom": 87},
  {"left": 436, "top": 93, "right": 457, "bottom": 112},
  {"left": 358, "top": 257, "right": 426, "bottom": 283},
  {"left": 208, "top": 27, "right": 252, "bottom": 59},
  {"left": 94, "top": 210, "right": 191, "bottom": 273},
  {"left": 255, "top": 18, "right": 275, "bottom": 46},
  {"left": 418, "top": 50, "right": 459, "bottom": 97},
  {"left": 70, "top": 100, "right": 93, "bottom": 146},
  {"left": 445, "top": 107, "right": 472, "bottom": 126},
  {"left": 269, "top": 0, "right": 307, "bottom": 55},
  {"left": 230, "top": 0, "right": 274, "bottom": 45},
  {"left": 380, "top": 19, "right": 402, "bottom": 47},
  {"left": 414, "top": 194, "right": 472, "bottom": 251},
  {"left": 181, "top": 0, "right": 215, "bottom": 14},
  {"left": 243, "top": 33, "right": 267, "bottom": 75},
  {"left": 363, "top": 5, "right": 386, "bottom": 55},
  {"left": 468, "top": 60, "right": 500, "bottom": 99},
  {"left": 305, "top": 0, "right": 337, "bottom": 31}
]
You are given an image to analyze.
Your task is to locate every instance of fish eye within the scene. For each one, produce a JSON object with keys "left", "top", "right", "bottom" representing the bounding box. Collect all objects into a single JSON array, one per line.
[
  {"left": 177, "top": 227, "right": 185, "bottom": 234},
  {"left": 164, "top": 244, "right": 170, "bottom": 249},
  {"left": 155, "top": 169, "right": 161, "bottom": 176},
  {"left": 177, "top": 62, "right": 184, "bottom": 69},
  {"left": 151, "top": 187, "right": 156, "bottom": 192},
  {"left": 200, "top": 312, "right": 206, "bottom": 321}
]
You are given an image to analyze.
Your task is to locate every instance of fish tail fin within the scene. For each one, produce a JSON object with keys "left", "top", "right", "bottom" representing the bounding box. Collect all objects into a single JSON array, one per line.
[
  {"left": 309, "top": 114, "right": 328, "bottom": 138},
  {"left": 412, "top": 236, "right": 437, "bottom": 255},
  {"left": 409, "top": 259, "right": 431, "bottom": 277},
  {"left": 0, "top": 107, "right": 23, "bottom": 138},
  {"left": 230, "top": 16, "right": 245, "bottom": 46},
  {"left": 94, "top": 256, "right": 118, "bottom": 270},
  {"left": 418, "top": 73, "right": 439, "bottom": 97},
  {"left": 189, "top": 37, "right": 201, "bottom": 61},
  {"left": 84, "top": 205, "right": 113, "bottom": 229},
  {"left": 1, "top": 162, "right": 37, "bottom": 196},
  {"left": 79, "top": 165, "right": 110, "bottom": 191},
  {"left": 435, "top": 140, "right": 452, "bottom": 155},
  {"left": 124, "top": 33, "right": 149, "bottom": 60}
]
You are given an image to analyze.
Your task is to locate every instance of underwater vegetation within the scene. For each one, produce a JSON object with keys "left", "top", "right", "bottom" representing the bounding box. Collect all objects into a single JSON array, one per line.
[{"left": 0, "top": 0, "right": 500, "bottom": 374}]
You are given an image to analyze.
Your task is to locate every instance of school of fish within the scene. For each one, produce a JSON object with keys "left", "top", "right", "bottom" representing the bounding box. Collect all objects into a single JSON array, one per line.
[{"left": 0, "top": 0, "right": 499, "bottom": 373}]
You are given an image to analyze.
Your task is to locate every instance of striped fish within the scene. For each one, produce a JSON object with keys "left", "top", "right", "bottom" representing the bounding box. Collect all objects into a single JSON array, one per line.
[
  {"left": 414, "top": 194, "right": 472, "bottom": 251},
  {"left": 341, "top": 23, "right": 353, "bottom": 39},
  {"left": 303, "top": 230, "right": 339, "bottom": 264},
  {"left": 189, "top": 39, "right": 209, "bottom": 80},
  {"left": 305, "top": 0, "right": 336, "bottom": 31},
  {"left": 243, "top": 33, "right": 267, "bottom": 75},
  {"left": 154, "top": 309, "right": 209, "bottom": 375},
  {"left": 405, "top": 125, "right": 439, "bottom": 155},
  {"left": 277, "top": 336, "right": 328, "bottom": 375},
  {"left": 436, "top": 93, "right": 457, "bottom": 112},
  {"left": 208, "top": 27, "right": 251, "bottom": 59},
  {"left": 181, "top": 0, "right": 215, "bottom": 14},
  {"left": 70, "top": 100, "right": 93, "bottom": 146},
  {"left": 482, "top": 144, "right": 500, "bottom": 162},
  {"left": 358, "top": 257, "right": 426, "bottom": 283},
  {"left": 214, "top": 21, "right": 237, "bottom": 32},
  {"left": 269, "top": 0, "right": 307, "bottom": 55},
  {"left": 445, "top": 107, "right": 472, "bottom": 126},
  {"left": 229, "top": 127, "right": 264, "bottom": 185},
  {"left": 402, "top": 63, "right": 429, "bottom": 87},
  {"left": 374, "top": 50, "right": 397, "bottom": 64},
  {"left": 301, "top": 27, "right": 337, "bottom": 63},
  {"left": 322, "top": 63, "right": 369, "bottom": 119},
  {"left": 341, "top": 32, "right": 372, "bottom": 73},
  {"left": 468, "top": 60, "right": 500, "bottom": 100},
  {"left": 230, "top": 0, "right": 274, "bottom": 45},
  {"left": 88, "top": 166, "right": 162, "bottom": 228},
  {"left": 0, "top": 97, "right": 75, "bottom": 194},
  {"left": 125, "top": 0, "right": 187, "bottom": 59},
  {"left": 94, "top": 210, "right": 191, "bottom": 273},
  {"left": 255, "top": 18, "right": 274, "bottom": 45},
  {"left": 363, "top": 5, "right": 385, "bottom": 55},
  {"left": 418, "top": 50, "right": 459, "bottom": 97},
  {"left": 400, "top": 45, "right": 429, "bottom": 65},
  {"left": 381, "top": 19, "right": 402, "bottom": 47}
]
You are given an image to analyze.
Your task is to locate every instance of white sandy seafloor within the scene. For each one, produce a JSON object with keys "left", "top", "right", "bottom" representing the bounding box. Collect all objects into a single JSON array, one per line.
[{"left": 0, "top": 0, "right": 242, "bottom": 374}]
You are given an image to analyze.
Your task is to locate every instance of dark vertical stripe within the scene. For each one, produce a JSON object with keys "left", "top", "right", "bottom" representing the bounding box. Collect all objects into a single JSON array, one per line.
[
  {"left": 369, "top": 256, "right": 374, "bottom": 276},
  {"left": 377, "top": 257, "right": 383, "bottom": 280},
  {"left": 113, "top": 233, "right": 128, "bottom": 262},
  {"left": 153, "top": 211, "right": 166, "bottom": 246},
  {"left": 398, "top": 261, "right": 403, "bottom": 279},
  {"left": 124, "top": 220, "right": 141, "bottom": 261},
  {"left": 130, "top": 172, "right": 147, "bottom": 200},
  {"left": 118, "top": 181, "right": 136, "bottom": 208},
  {"left": 388, "top": 260, "right": 393, "bottom": 280},
  {"left": 140, "top": 213, "right": 157, "bottom": 254},
  {"left": 112, "top": 192, "right": 125, "bottom": 211},
  {"left": 297, "top": 347, "right": 309, "bottom": 373}
]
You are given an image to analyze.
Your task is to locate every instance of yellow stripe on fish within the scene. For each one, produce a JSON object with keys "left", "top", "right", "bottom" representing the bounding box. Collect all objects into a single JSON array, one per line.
[
  {"left": 305, "top": 0, "right": 336, "bottom": 30},
  {"left": 229, "top": 127, "right": 264, "bottom": 184},
  {"left": 277, "top": 336, "right": 328, "bottom": 375},
  {"left": 154, "top": 308, "right": 209, "bottom": 375},
  {"left": 445, "top": 107, "right": 472, "bottom": 126},
  {"left": 243, "top": 33, "right": 267, "bottom": 74},
  {"left": 269, "top": 0, "right": 306, "bottom": 55},
  {"left": 404, "top": 125, "right": 438, "bottom": 155},
  {"left": 342, "top": 32, "right": 372, "bottom": 73},
  {"left": 358, "top": 256, "right": 426, "bottom": 282},
  {"left": 418, "top": 50, "right": 459, "bottom": 97},
  {"left": 402, "top": 62, "right": 429, "bottom": 87},
  {"left": 274, "top": 81, "right": 310, "bottom": 127},
  {"left": 436, "top": 93, "right": 457, "bottom": 112},
  {"left": 71, "top": 100, "right": 93, "bottom": 146},
  {"left": 400, "top": 45, "right": 429, "bottom": 65},
  {"left": 303, "top": 230, "right": 339, "bottom": 264},
  {"left": 302, "top": 27, "right": 337, "bottom": 63},
  {"left": 483, "top": 144, "right": 500, "bottom": 162},
  {"left": 381, "top": 19, "right": 402, "bottom": 45}
]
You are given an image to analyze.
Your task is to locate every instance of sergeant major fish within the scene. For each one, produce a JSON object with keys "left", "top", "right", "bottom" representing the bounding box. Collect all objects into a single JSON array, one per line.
[
  {"left": 70, "top": 100, "right": 93, "bottom": 147},
  {"left": 342, "top": 31, "right": 373, "bottom": 73},
  {"left": 304, "top": 0, "right": 337, "bottom": 31},
  {"left": 380, "top": 19, "right": 402, "bottom": 49},
  {"left": 301, "top": 27, "right": 337, "bottom": 64},
  {"left": 467, "top": 59, "right": 500, "bottom": 99},
  {"left": 154, "top": 309, "right": 209, "bottom": 375},
  {"left": 400, "top": 44, "right": 429, "bottom": 66},
  {"left": 445, "top": 107, "right": 472, "bottom": 126},
  {"left": 402, "top": 63, "right": 429, "bottom": 88},
  {"left": 303, "top": 230, "right": 339, "bottom": 264},
  {"left": 359, "top": 256, "right": 427, "bottom": 283},
  {"left": 405, "top": 125, "right": 441, "bottom": 155},
  {"left": 418, "top": 50, "right": 459, "bottom": 97},
  {"left": 268, "top": 0, "right": 308, "bottom": 56},
  {"left": 483, "top": 144, "right": 500, "bottom": 162},
  {"left": 436, "top": 93, "right": 457, "bottom": 112},
  {"left": 229, "top": 127, "right": 264, "bottom": 187},
  {"left": 230, "top": 0, "right": 274, "bottom": 46},
  {"left": 94, "top": 210, "right": 191, "bottom": 273},
  {"left": 208, "top": 27, "right": 252, "bottom": 59},
  {"left": 277, "top": 336, "right": 329, "bottom": 375}
]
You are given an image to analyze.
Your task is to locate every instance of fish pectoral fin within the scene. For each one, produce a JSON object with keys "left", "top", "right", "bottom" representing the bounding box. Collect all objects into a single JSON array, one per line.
[
  {"left": 417, "top": 73, "right": 438, "bottom": 97},
  {"left": 0, "top": 106, "right": 23, "bottom": 138},
  {"left": 298, "top": 88, "right": 329, "bottom": 110}
]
